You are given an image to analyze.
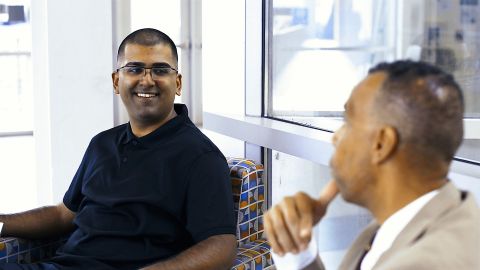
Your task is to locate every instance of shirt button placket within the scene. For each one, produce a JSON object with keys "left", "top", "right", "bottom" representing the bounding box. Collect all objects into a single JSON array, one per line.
[{"left": 122, "top": 140, "right": 138, "bottom": 164}]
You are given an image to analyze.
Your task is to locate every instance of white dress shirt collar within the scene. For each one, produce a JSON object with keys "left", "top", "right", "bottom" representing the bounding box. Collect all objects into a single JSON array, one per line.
[{"left": 361, "top": 189, "right": 440, "bottom": 270}]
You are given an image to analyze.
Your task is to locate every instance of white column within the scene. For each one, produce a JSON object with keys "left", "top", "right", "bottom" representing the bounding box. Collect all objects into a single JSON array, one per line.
[
  {"left": 112, "top": 0, "right": 131, "bottom": 126},
  {"left": 31, "top": 0, "right": 114, "bottom": 205},
  {"left": 181, "top": 0, "right": 203, "bottom": 125}
]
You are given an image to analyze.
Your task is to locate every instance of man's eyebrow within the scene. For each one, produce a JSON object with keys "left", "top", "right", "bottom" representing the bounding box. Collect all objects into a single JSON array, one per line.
[
  {"left": 151, "top": 62, "right": 174, "bottom": 68},
  {"left": 125, "top": 62, "right": 176, "bottom": 68},
  {"left": 124, "top": 62, "right": 146, "bottom": 67},
  {"left": 123, "top": 62, "right": 176, "bottom": 68}
]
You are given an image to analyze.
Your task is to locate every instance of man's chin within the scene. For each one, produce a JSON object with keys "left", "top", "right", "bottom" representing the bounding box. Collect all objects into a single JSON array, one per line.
[
  {"left": 332, "top": 180, "right": 353, "bottom": 203},
  {"left": 339, "top": 192, "right": 354, "bottom": 203},
  {"left": 132, "top": 112, "right": 165, "bottom": 125}
]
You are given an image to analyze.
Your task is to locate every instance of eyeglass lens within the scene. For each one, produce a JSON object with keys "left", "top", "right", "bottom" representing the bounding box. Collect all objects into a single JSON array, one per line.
[{"left": 121, "top": 66, "right": 176, "bottom": 79}]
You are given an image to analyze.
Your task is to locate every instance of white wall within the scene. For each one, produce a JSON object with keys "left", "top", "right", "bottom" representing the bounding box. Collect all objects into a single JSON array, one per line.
[
  {"left": 32, "top": 0, "right": 115, "bottom": 205},
  {"left": 202, "top": 0, "right": 246, "bottom": 158},
  {"left": 202, "top": 0, "right": 245, "bottom": 116}
]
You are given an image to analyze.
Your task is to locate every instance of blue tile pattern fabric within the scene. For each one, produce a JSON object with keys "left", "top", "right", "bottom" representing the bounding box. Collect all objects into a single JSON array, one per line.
[
  {"left": 228, "top": 158, "right": 274, "bottom": 270},
  {"left": 0, "top": 158, "right": 275, "bottom": 269},
  {"left": 0, "top": 237, "right": 64, "bottom": 264}
]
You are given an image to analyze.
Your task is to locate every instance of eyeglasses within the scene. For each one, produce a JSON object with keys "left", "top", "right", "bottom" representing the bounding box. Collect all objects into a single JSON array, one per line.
[{"left": 116, "top": 65, "right": 178, "bottom": 80}]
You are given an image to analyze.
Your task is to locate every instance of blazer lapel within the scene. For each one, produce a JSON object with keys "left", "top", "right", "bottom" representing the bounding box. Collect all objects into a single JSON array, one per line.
[
  {"left": 373, "top": 182, "right": 460, "bottom": 267},
  {"left": 339, "top": 222, "right": 380, "bottom": 270}
]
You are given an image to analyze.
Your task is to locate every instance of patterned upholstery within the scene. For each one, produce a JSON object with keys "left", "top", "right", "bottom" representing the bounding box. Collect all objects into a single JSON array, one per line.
[
  {"left": 0, "top": 237, "right": 64, "bottom": 263},
  {"left": 228, "top": 157, "right": 274, "bottom": 270},
  {"left": 0, "top": 158, "right": 275, "bottom": 269}
]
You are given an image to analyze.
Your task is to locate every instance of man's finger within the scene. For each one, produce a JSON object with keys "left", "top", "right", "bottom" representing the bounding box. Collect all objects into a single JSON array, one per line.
[
  {"left": 319, "top": 179, "right": 339, "bottom": 204},
  {"left": 270, "top": 205, "right": 299, "bottom": 254},
  {"left": 308, "top": 180, "right": 339, "bottom": 225},
  {"left": 264, "top": 211, "right": 284, "bottom": 255},
  {"left": 293, "top": 193, "right": 314, "bottom": 246},
  {"left": 282, "top": 196, "right": 306, "bottom": 252}
]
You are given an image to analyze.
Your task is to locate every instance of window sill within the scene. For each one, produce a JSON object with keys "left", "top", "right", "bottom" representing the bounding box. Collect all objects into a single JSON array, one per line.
[
  {"left": 203, "top": 112, "right": 480, "bottom": 178},
  {"left": 203, "top": 112, "right": 334, "bottom": 166}
]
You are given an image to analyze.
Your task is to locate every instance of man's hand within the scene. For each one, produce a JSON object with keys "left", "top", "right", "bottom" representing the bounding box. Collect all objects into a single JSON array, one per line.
[{"left": 264, "top": 180, "right": 339, "bottom": 256}]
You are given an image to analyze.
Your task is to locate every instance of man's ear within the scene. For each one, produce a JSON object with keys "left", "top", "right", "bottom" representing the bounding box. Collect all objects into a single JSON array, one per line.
[
  {"left": 175, "top": 74, "right": 182, "bottom": 96},
  {"left": 112, "top": 72, "right": 119, "bottom": 94},
  {"left": 372, "top": 126, "right": 398, "bottom": 164}
]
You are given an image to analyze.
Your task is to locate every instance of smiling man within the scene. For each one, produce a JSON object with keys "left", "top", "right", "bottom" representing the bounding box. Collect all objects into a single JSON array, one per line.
[
  {"left": 264, "top": 60, "right": 480, "bottom": 270},
  {"left": 0, "top": 28, "right": 236, "bottom": 270},
  {"left": 113, "top": 35, "right": 182, "bottom": 137}
]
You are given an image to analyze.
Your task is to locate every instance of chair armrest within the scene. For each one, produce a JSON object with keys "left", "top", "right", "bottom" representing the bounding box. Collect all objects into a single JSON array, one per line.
[
  {"left": 0, "top": 237, "right": 65, "bottom": 263},
  {"left": 232, "top": 239, "right": 274, "bottom": 269}
]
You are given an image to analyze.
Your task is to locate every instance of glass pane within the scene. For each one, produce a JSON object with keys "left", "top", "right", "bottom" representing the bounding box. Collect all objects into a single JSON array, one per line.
[
  {"left": 0, "top": 15, "right": 32, "bottom": 132},
  {"left": 0, "top": 2, "right": 36, "bottom": 213},
  {"left": 270, "top": 0, "right": 395, "bottom": 119},
  {"left": 400, "top": 0, "right": 480, "bottom": 163},
  {"left": 0, "top": 136, "right": 36, "bottom": 213},
  {"left": 409, "top": 0, "right": 480, "bottom": 118},
  {"left": 268, "top": 0, "right": 480, "bottom": 163},
  {"left": 131, "top": 0, "right": 181, "bottom": 45}
]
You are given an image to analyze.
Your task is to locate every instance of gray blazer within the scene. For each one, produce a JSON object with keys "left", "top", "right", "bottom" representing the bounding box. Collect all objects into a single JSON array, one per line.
[{"left": 305, "top": 182, "right": 480, "bottom": 270}]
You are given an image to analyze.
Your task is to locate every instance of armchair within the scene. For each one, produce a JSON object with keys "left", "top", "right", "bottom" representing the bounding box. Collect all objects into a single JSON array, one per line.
[{"left": 228, "top": 158, "right": 274, "bottom": 270}]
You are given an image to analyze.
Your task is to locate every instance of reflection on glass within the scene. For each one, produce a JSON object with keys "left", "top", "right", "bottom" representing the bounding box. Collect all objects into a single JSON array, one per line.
[
  {"left": 0, "top": 3, "right": 32, "bottom": 133},
  {"left": 0, "top": 2, "right": 36, "bottom": 212},
  {"left": 270, "top": 0, "right": 395, "bottom": 116},
  {"left": 268, "top": 0, "right": 480, "bottom": 162},
  {"left": 408, "top": 0, "right": 480, "bottom": 118}
]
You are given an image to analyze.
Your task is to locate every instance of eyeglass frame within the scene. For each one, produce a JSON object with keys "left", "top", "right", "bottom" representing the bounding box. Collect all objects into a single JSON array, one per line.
[{"left": 115, "top": 64, "right": 179, "bottom": 79}]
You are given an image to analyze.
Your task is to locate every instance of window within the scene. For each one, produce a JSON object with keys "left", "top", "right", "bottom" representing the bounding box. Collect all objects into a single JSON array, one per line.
[
  {"left": 267, "top": 0, "right": 480, "bottom": 163},
  {"left": 0, "top": 5, "right": 32, "bottom": 133},
  {"left": 0, "top": 1, "right": 36, "bottom": 213},
  {"left": 268, "top": 0, "right": 395, "bottom": 120}
]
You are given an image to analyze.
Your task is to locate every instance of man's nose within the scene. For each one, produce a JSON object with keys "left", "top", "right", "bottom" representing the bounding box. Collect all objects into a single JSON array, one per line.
[{"left": 140, "top": 69, "right": 155, "bottom": 85}]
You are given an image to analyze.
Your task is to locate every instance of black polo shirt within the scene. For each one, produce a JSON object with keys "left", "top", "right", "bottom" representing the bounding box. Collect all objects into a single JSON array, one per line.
[{"left": 51, "top": 104, "right": 235, "bottom": 270}]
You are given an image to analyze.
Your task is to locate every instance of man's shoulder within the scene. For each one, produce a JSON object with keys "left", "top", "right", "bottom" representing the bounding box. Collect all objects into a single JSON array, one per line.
[
  {"left": 430, "top": 185, "right": 480, "bottom": 229},
  {"left": 409, "top": 185, "right": 480, "bottom": 251},
  {"left": 430, "top": 189, "right": 480, "bottom": 239},
  {"left": 379, "top": 212, "right": 480, "bottom": 269},
  {"left": 89, "top": 124, "right": 128, "bottom": 146},
  {"left": 177, "top": 123, "right": 223, "bottom": 154},
  {"left": 375, "top": 187, "right": 480, "bottom": 269}
]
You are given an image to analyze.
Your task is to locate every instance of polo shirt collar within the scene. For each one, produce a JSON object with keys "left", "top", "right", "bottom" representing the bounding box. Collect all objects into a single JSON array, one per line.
[{"left": 122, "top": 104, "right": 189, "bottom": 146}]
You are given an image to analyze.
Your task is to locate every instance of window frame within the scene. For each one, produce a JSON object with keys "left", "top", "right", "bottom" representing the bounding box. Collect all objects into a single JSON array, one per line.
[{"left": 203, "top": 0, "right": 480, "bottom": 180}]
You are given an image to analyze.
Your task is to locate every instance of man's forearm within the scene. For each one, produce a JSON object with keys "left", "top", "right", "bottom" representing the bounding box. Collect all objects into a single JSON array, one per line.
[
  {"left": 0, "top": 203, "right": 75, "bottom": 239},
  {"left": 141, "top": 234, "right": 237, "bottom": 270}
]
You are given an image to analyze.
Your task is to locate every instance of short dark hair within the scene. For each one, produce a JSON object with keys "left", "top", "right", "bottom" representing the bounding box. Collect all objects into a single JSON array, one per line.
[
  {"left": 117, "top": 28, "right": 178, "bottom": 65},
  {"left": 369, "top": 60, "right": 464, "bottom": 162}
]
